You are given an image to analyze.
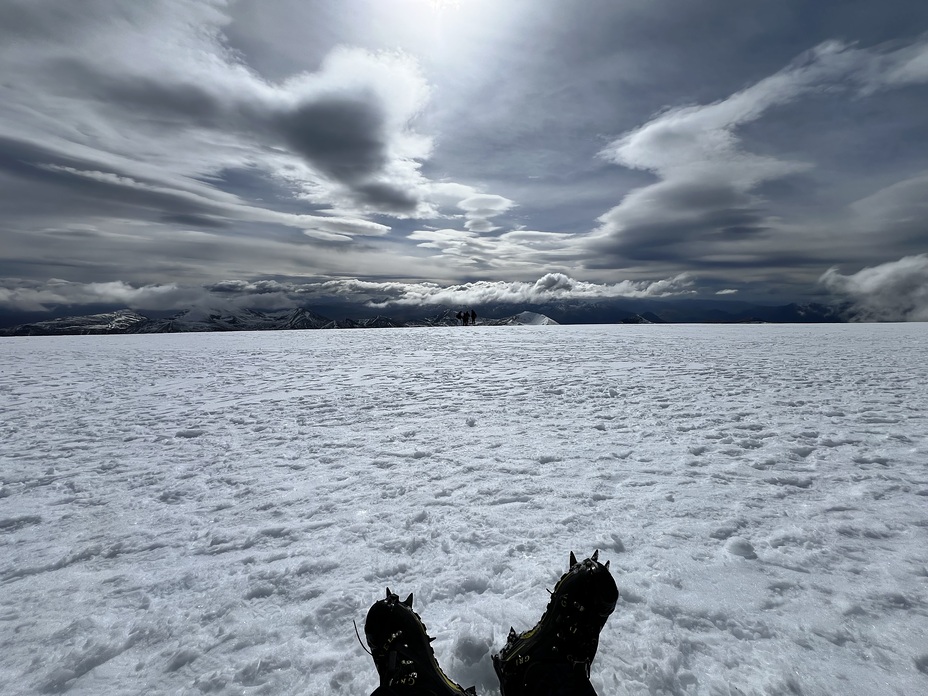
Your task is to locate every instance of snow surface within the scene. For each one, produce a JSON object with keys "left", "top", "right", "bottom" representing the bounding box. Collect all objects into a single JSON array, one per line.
[{"left": 1, "top": 323, "right": 927, "bottom": 696}]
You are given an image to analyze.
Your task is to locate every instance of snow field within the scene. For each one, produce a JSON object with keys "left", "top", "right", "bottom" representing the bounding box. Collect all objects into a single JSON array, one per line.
[{"left": 1, "top": 324, "right": 927, "bottom": 695}]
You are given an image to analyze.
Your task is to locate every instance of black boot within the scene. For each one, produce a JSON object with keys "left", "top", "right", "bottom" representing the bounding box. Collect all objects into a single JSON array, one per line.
[
  {"left": 365, "top": 588, "right": 477, "bottom": 696},
  {"left": 492, "top": 551, "right": 618, "bottom": 696}
]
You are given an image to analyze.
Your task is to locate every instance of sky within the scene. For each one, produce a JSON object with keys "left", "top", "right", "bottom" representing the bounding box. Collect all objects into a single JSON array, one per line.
[{"left": 1, "top": 0, "right": 928, "bottom": 319}]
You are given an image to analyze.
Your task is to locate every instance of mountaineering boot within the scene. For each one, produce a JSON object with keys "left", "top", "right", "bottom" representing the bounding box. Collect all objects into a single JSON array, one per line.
[
  {"left": 365, "top": 588, "right": 478, "bottom": 696},
  {"left": 492, "top": 551, "right": 619, "bottom": 696}
]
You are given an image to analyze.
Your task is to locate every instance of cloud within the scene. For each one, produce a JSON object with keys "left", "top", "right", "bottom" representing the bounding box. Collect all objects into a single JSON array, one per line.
[
  {"left": 864, "top": 36, "right": 928, "bottom": 91},
  {"left": 415, "top": 183, "right": 519, "bottom": 232},
  {"left": 2, "top": 143, "right": 393, "bottom": 241},
  {"left": 457, "top": 194, "right": 517, "bottom": 232},
  {"left": 405, "top": 223, "right": 585, "bottom": 274},
  {"left": 588, "top": 36, "right": 928, "bottom": 268},
  {"left": 5, "top": 1, "right": 928, "bottom": 299},
  {"left": 820, "top": 255, "right": 928, "bottom": 322},
  {"left": 407, "top": 228, "right": 493, "bottom": 263},
  {"left": 533, "top": 273, "right": 575, "bottom": 292},
  {"left": 263, "top": 47, "right": 434, "bottom": 212},
  {"left": 361, "top": 272, "right": 695, "bottom": 306},
  {"left": 849, "top": 173, "right": 928, "bottom": 247},
  {"left": 0, "top": 278, "right": 206, "bottom": 312},
  {"left": 0, "top": 273, "right": 696, "bottom": 314},
  {"left": 0, "top": 1, "right": 545, "bottom": 290},
  {"left": 0, "top": 1, "right": 434, "bottom": 226},
  {"left": 276, "top": 96, "right": 393, "bottom": 185}
]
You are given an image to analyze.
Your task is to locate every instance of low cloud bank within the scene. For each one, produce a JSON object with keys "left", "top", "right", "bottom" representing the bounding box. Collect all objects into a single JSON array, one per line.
[
  {"left": 820, "top": 255, "right": 928, "bottom": 321},
  {"left": 0, "top": 280, "right": 208, "bottom": 313},
  {"left": 0, "top": 273, "right": 695, "bottom": 314},
  {"left": 363, "top": 272, "right": 695, "bottom": 307}
]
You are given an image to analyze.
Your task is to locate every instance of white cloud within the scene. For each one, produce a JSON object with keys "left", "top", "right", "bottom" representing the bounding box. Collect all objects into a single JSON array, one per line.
[
  {"left": 406, "top": 223, "right": 584, "bottom": 273},
  {"left": 597, "top": 40, "right": 893, "bottom": 186},
  {"left": 820, "top": 254, "right": 928, "bottom": 321},
  {"left": 409, "top": 228, "right": 476, "bottom": 246},
  {"left": 864, "top": 35, "right": 928, "bottom": 91},
  {"left": 457, "top": 194, "right": 516, "bottom": 232},
  {"left": 412, "top": 183, "right": 519, "bottom": 232},
  {"left": 363, "top": 272, "right": 695, "bottom": 306}
]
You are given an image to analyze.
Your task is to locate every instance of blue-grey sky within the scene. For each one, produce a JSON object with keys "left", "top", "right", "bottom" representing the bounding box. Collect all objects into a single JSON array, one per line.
[{"left": 2, "top": 0, "right": 928, "bottom": 318}]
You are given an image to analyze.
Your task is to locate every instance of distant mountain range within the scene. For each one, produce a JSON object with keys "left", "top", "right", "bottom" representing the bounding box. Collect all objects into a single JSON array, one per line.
[
  {"left": 451, "top": 298, "right": 846, "bottom": 326},
  {"left": 0, "top": 307, "right": 567, "bottom": 336},
  {"left": 0, "top": 299, "right": 849, "bottom": 336}
]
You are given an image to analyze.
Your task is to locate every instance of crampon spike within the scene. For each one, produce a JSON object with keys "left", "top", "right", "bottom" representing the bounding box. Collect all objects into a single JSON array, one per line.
[
  {"left": 402, "top": 593, "right": 414, "bottom": 608},
  {"left": 605, "top": 560, "right": 610, "bottom": 569},
  {"left": 592, "top": 549, "right": 600, "bottom": 562},
  {"left": 385, "top": 587, "right": 393, "bottom": 599},
  {"left": 569, "top": 551, "right": 578, "bottom": 567}
]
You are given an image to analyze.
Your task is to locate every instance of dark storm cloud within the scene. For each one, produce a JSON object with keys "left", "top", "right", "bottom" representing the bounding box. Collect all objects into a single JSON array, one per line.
[
  {"left": 50, "top": 65, "right": 422, "bottom": 215},
  {"left": 160, "top": 214, "right": 229, "bottom": 229},
  {"left": 93, "top": 72, "right": 228, "bottom": 126},
  {"left": 268, "top": 86, "right": 426, "bottom": 212},
  {"left": 277, "top": 96, "right": 386, "bottom": 183},
  {"left": 206, "top": 280, "right": 296, "bottom": 296},
  {"left": 353, "top": 181, "right": 420, "bottom": 211},
  {"left": 94, "top": 69, "right": 421, "bottom": 212},
  {"left": 588, "top": 180, "right": 772, "bottom": 264}
]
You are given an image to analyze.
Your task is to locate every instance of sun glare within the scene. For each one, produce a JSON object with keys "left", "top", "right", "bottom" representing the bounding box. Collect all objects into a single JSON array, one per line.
[
  {"left": 424, "top": 0, "right": 462, "bottom": 9},
  {"left": 380, "top": 0, "right": 487, "bottom": 57}
]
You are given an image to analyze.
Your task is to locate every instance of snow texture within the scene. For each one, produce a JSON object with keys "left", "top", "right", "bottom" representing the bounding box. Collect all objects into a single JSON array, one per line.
[{"left": 1, "top": 324, "right": 927, "bottom": 696}]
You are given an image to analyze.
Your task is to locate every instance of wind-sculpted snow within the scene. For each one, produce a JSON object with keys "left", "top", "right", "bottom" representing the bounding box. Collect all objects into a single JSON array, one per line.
[{"left": 1, "top": 324, "right": 927, "bottom": 695}]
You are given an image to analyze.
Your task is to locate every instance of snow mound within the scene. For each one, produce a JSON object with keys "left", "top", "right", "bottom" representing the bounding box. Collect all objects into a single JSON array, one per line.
[{"left": 491, "top": 311, "right": 559, "bottom": 326}]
